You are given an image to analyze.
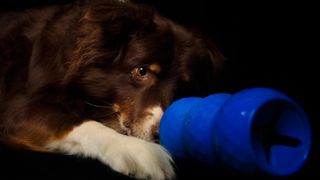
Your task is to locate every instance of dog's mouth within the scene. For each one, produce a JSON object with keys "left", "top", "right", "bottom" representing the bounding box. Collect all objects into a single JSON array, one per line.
[
  {"left": 86, "top": 101, "right": 164, "bottom": 142},
  {"left": 115, "top": 105, "right": 164, "bottom": 143},
  {"left": 119, "top": 125, "right": 160, "bottom": 143}
]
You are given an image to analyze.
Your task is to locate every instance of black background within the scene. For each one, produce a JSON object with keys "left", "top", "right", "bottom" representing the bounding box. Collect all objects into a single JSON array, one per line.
[{"left": 0, "top": 0, "right": 319, "bottom": 179}]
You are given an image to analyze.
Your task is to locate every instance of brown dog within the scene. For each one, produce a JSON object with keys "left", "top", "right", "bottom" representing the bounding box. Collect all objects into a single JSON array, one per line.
[{"left": 0, "top": 0, "right": 223, "bottom": 179}]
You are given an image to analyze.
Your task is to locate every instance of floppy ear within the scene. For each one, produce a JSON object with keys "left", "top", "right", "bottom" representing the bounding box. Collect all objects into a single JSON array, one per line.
[
  {"left": 83, "top": 1, "right": 155, "bottom": 46},
  {"left": 178, "top": 37, "right": 224, "bottom": 97}
]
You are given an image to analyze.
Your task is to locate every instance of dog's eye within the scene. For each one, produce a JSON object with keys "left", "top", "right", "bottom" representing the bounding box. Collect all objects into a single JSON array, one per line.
[
  {"left": 137, "top": 67, "right": 148, "bottom": 77},
  {"left": 132, "top": 66, "right": 150, "bottom": 80}
]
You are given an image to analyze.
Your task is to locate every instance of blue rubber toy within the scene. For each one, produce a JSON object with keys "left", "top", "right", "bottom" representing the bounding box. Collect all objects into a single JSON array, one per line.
[{"left": 159, "top": 88, "right": 311, "bottom": 176}]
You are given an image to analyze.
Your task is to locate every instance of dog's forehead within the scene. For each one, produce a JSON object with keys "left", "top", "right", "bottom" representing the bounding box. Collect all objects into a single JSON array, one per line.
[{"left": 122, "top": 34, "right": 175, "bottom": 67}]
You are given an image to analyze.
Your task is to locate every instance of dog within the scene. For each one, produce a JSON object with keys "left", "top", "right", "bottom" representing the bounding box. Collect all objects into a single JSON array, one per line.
[{"left": 0, "top": 0, "right": 223, "bottom": 179}]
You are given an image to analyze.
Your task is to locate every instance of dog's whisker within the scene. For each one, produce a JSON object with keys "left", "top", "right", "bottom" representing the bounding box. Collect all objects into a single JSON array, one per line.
[
  {"left": 85, "top": 101, "right": 113, "bottom": 109},
  {"left": 104, "top": 111, "right": 119, "bottom": 117},
  {"left": 95, "top": 111, "right": 120, "bottom": 120},
  {"left": 102, "top": 101, "right": 114, "bottom": 106}
]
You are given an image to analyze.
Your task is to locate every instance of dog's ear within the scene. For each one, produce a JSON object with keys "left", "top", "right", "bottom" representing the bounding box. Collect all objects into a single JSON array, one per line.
[
  {"left": 83, "top": 1, "right": 155, "bottom": 46},
  {"left": 177, "top": 37, "right": 224, "bottom": 97}
]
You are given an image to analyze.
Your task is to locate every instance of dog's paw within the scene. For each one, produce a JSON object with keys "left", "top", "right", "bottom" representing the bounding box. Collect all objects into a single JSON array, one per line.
[{"left": 99, "top": 135, "right": 175, "bottom": 179}]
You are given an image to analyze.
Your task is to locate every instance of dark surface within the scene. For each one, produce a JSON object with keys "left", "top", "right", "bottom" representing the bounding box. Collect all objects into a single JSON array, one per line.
[{"left": 1, "top": 0, "right": 319, "bottom": 179}]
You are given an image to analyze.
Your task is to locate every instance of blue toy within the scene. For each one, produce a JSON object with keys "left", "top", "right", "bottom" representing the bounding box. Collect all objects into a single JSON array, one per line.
[{"left": 159, "top": 88, "right": 311, "bottom": 176}]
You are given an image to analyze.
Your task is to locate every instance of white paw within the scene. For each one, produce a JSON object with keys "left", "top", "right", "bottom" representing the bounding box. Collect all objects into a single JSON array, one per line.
[
  {"left": 46, "top": 121, "right": 174, "bottom": 179},
  {"left": 99, "top": 136, "right": 175, "bottom": 180}
]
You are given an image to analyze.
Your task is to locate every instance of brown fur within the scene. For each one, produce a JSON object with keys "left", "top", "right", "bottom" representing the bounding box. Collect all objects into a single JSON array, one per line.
[{"left": 0, "top": 0, "right": 223, "bottom": 151}]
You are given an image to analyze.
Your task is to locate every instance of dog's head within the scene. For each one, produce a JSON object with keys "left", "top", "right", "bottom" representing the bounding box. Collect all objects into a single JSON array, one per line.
[{"left": 59, "top": 1, "right": 223, "bottom": 141}]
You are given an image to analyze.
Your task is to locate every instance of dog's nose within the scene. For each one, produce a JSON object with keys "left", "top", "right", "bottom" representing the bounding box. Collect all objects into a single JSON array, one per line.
[
  {"left": 151, "top": 122, "right": 160, "bottom": 141},
  {"left": 152, "top": 131, "right": 160, "bottom": 143}
]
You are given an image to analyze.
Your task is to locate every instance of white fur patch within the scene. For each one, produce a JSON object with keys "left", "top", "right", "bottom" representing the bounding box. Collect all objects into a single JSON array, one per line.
[
  {"left": 46, "top": 121, "right": 175, "bottom": 179},
  {"left": 117, "top": 105, "right": 164, "bottom": 140},
  {"left": 142, "top": 106, "right": 163, "bottom": 140}
]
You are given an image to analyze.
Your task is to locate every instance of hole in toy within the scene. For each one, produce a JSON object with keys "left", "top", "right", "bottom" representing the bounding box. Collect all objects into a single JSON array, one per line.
[{"left": 251, "top": 99, "right": 309, "bottom": 172}]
